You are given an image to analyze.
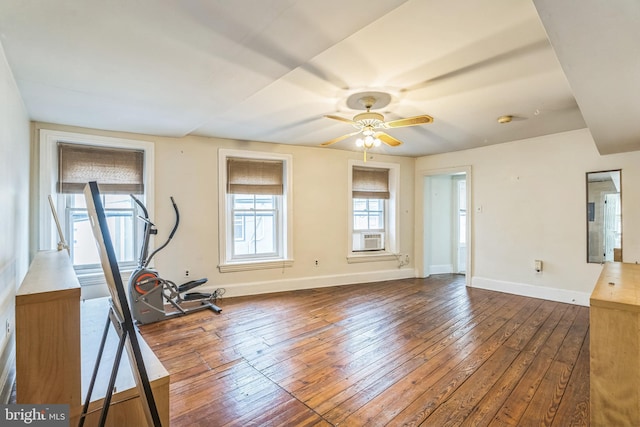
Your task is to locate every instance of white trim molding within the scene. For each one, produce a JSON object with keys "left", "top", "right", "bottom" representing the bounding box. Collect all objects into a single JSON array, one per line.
[
  {"left": 217, "top": 148, "right": 294, "bottom": 272},
  {"left": 205, "top": 267, "right": 417, "bottom": 298},
  {"left": 38, "top": 129, "right": 155, "bottom": 251},
  {"left": 218, "top": 259, "right": 294, "bottom": 273},
  {"left": 471, "top": 276, "right": 591, "bottom": 306},
  {"left": 429, "top": 264, "right": 454, "bottom": 274},
  {"left": 347, "top": 159, "right": 401, "bottom": 262}
]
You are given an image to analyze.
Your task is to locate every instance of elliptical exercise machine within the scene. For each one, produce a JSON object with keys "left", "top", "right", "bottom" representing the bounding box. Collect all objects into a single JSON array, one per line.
[{"left": 128, "top": 195, "right": 223, "bottom": 324}]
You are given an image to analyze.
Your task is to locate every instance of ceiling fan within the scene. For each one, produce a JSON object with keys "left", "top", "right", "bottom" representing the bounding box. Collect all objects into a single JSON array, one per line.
[{"left": 321, "top": 95, "right": 433, "bottom": 149}]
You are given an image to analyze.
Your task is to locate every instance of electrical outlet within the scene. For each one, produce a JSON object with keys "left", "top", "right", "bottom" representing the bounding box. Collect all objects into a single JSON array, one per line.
[
  {"left": 185, "top": 270, "right": 190, "bottom": 277},
  {"left": 6, "top": 319, "right": 10, "bottom": 335},
  {"left": 534, "top": 260, "right": 543, "bottom": 273},
  {"left": 314, "top": 260, "right": 319, "bottom": 267}
]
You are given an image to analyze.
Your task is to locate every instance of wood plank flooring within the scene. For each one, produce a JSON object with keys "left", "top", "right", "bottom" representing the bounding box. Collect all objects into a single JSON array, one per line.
[{"left": 138, "top": 275, "right": 590, "bottom": 426}]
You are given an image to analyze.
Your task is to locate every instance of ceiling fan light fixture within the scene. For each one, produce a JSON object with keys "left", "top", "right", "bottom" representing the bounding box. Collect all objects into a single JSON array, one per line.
[
  {"left": 353, "top": 112, "right": 385, "bottom": 128},
  {"left": 497, "top": 115, "right": 513, "bottom": 124},
  {"left": 321, "top": 93, "right": 433, "bottom": 154},
  {"left": 363, "top": 135, "right": 375, "bottom": 148}
]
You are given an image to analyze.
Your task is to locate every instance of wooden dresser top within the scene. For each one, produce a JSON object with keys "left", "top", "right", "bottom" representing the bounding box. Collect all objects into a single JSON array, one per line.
[{"left": 591, "top": 262, "right": 640, "bottom": 312}]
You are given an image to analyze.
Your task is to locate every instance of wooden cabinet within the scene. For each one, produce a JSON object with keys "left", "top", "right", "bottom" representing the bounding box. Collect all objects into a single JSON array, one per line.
[
  {"left": 16, "top": 250, "right": 82, "bottom": 408},
  {"left": 590, "top": 262, "right": 640, "bottom": 426},
  {"left": 16, "top": 251, "right": 169, "bottom": 426}
]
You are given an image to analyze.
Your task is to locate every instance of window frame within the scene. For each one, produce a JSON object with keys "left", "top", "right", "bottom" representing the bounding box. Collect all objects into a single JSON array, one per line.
[
  {"left": 39, "top": 129, "right": 154, "bottom": 276},
  {"left": 218, "top": 149, "right": 293, "bottom": 272},
  {"left": 347, "top": 159, "right": 400, "bottom": 263}
]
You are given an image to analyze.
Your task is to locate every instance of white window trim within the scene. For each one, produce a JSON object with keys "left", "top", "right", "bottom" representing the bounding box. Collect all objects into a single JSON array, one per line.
[
  {"left": 39, "top": 129, "right": 155, "bottom": 253},
  {"left": 217, "top": 148, "right": 293, "bottom": 272},
  {"left": 347, "top": 159, "right": 400, "bottom": 263}
]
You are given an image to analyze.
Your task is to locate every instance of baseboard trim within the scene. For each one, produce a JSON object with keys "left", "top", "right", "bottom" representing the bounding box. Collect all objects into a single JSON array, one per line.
[
  {"left": 471, "top": 276, "right": 590, "bottom": 306},
  {"left": 429, "top": 264, "right": 454, "bottom": 274},
  {"left": 202, "top": 268, "right": 418, "bottom": 298}
]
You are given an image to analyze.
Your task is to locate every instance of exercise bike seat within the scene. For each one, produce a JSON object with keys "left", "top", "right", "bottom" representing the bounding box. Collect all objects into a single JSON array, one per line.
[{"left": 178, "top": 278, "right": 208, "bottom": 293}]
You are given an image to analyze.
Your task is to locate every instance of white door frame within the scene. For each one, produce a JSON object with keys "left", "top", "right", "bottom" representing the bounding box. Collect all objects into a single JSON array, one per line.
[{"left": 415, "top": 165, "right": 472, "bottom": 287}]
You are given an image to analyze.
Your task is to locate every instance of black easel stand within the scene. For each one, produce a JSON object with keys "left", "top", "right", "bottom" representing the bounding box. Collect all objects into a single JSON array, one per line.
[
  {"left": 79, "top": 181, "right": 162, "bottom": 427},
  {"left": 78, "top": 300, "right": 130, "bottom": 426}
]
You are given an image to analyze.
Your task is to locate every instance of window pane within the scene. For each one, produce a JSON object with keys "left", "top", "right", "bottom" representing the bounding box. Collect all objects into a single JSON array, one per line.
[
  {"left": 353, "top": 199, "right": 367, "bottom": 211},
  {"left": 72, "top": 194, "right": 87, "bottom": 208},
  {"left": 458, "top": 180, "right": 467, "bottom": 210},
  {"left": 233, "top": 195, "right": 255, "bottom": 210},
  {"left": 104, "top": 194, "right": 135, "bottom": 209},
  {"left": 70, "top": 209, "right": 136, "bottom": 266},
  {"left": 459, "top": 212, "right": 466, "bottom": 245},
  {"left": 354, "top": 214, "right": 369, "bottom": 230},
  {"left": 368, "top": 199, "right": 382, "bottom": 211},
  {"left": 234, "top": 217, "right": 245, "bottom": 241},
  {"left": 70, "top": 211, "right": 96, "bottom": 265},
  {"left": 353, "top": 198, "right": 384, "bottom": 231},
  {"left": 231, "top": 194, "right": 278, "bottom": 258},
  {"left": 368, "top": 212, "right": 383, "bottom": 230},
  {"left": 255, "top": 195, "right": 275, "bottom": 209},
  {"left": 255, "top": 212, "right": 276, "bottom": 253},
  {"left": 234, "top": 213, "right": 255, "bottom": 255}
]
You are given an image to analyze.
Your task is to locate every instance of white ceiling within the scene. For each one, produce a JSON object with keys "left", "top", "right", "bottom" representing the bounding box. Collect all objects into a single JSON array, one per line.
[{"left": 0, "top": 0, "right": 637, "bottom": 157}]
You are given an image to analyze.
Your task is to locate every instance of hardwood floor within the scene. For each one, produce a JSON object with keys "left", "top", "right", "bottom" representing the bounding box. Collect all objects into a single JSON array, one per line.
[{"left": 138, "top": 275, "right": 590, "bottom": 426}]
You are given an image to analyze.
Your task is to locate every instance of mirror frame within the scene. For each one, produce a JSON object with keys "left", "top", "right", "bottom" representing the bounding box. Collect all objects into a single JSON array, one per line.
[{"left": 586, "top": 169, "right": 622, "bottom": 263}]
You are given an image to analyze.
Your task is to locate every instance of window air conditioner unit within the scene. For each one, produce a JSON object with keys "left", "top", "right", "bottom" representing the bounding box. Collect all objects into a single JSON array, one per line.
[{"left": 357, "top": 232, "right": 384, "bottom": 251}]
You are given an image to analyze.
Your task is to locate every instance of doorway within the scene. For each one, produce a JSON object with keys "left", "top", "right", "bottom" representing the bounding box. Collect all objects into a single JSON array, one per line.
[
  {"left": 454, "top": 176, "right": 467, "bottom": 274},
  {"left": 423, "top": 168, "right": 471, "bottom": 285}
]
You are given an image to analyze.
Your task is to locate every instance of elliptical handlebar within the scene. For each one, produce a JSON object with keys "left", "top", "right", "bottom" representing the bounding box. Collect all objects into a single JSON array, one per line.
[
  {"left": 130, "top": 194, "right": 149, "bottom": 219},
  {"left": 145, "top": 196, "right": 179, "bottom": 267},
  {"left": 167, "top": 197, "right": 179, "bottom": 240},
  {"left": 131, "top": 194, "right": 180, "bottom": 268}
]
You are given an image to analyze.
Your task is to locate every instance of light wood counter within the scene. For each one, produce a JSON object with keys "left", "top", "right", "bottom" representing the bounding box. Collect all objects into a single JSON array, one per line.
[
  {"left": 16, "top": 250, "right": 82, "bottom": 408},
  {"left": 590, "top": 262, "right": 640, "bottom": 426},
  {"left": 16, "top": 251, "right": 169, "bottom": 426}
]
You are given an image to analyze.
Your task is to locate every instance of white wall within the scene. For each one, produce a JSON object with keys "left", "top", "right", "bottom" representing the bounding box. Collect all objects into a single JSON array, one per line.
[
  {"left": 0, "top": 42, "right": 30, "bottom": 401},
  {"left": 415, "top": 128, "right": 640, "bottom": 306},
  {"left": 31, "top": 121, "right": 640, "bottom": 308},
  {"left": 32, "top": 122, "right": 417, "bottom": 297}
]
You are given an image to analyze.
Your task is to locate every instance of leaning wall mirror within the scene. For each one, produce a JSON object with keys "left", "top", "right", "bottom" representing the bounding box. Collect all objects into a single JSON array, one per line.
[{"left": 586, "top": 170, "right": 622, "bottom": 263}]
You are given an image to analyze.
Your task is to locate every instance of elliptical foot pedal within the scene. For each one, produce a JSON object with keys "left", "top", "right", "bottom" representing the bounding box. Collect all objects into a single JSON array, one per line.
[
  {"left": 183, "top": 292, "right": 211, "bottom": 301},
  {"left": 178, "top": 278, "right": 208, "bottom": 293}
]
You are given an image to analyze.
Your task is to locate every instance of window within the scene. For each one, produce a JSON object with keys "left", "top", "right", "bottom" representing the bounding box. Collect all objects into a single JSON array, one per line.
[
  {"left": 354, "top": 198, "right": 384, "bottom": 232},
  {"left": 65, "top": 193, "right": 139, "bottom": 270},
  {"left": 231, "top": 194, "right": 279, "bottom": 258},
  {"left": 218, "top": 150, "right": 293, "bottom": 272},
  {"left": 39, "top": 129, "right": 154, "bottom": 280},
  {"left": 348, "top": 160, "right": 400, "bottom": 261},
  {"left": 351, "top": 166, "right": 389, "bottom": 252},
  {"left": 56, "top": 142, "right": 145, "bottom": 271}
]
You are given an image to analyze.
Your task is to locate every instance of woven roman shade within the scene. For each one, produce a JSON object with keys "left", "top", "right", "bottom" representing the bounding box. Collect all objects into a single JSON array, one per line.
[
  {"left": 227, "top": 157, "right": 284, "bottom": 195},
  {"left": 352, "top": 167, "right": 390, "bottom": 199},
  {"left": 57, "top": 143, "right": 145, "bottom": 194}
]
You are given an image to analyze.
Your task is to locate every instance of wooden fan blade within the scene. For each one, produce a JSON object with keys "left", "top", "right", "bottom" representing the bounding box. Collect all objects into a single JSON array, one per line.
[
  {"left": 384, "top": 114, "right": 433, "bottom": 128},
  {"left": 375, "top": 132, "right": 403, "bottom": 147},
  {"left": 320, "top": 131, "right": 361, "bottom": 147},
  {"left": 325, "top": 114, "right": 357, "bottom": 125}
]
